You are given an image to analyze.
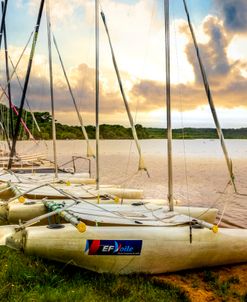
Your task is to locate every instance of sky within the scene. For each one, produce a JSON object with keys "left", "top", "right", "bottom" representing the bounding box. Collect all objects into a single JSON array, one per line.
[{"left": 1, "top": 0, "right": 247, "bottom": 128}]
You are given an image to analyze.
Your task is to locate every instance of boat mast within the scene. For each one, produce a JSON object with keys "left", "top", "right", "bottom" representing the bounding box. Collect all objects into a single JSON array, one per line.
[
  {"left": 52, "top": 34, "right": 94, "bottom": 158},
  {"left": 0, "top": 0, "right": 7, "bottom": 50},
  {"left": 46, "top": 0, "right": 58, "bottom": 177},
  {"left": 182, "top": 0, "right": 237, "bottom": 192},
  {"left": 164, "top": 0, "right": 174, "bottom": 211},
  {"left": 0, "top": 0, "right": 11, "bottom": 151},
  {"left": 100, "top": 10, "right": 148, "bottom": 175},
  {"left": 2, "top": 0, "right": 13, "bottom": 141},
  {"left": 95, "top": 0, "right": 100, "bottom": 190},
  {"left": 8, "top": 0, "right": 45, "bottom": 170}
]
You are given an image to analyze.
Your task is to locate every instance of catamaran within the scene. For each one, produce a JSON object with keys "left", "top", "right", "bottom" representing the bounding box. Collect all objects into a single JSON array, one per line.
[{"left": 1, "top": 0, "right": 247, "bottom": 275}]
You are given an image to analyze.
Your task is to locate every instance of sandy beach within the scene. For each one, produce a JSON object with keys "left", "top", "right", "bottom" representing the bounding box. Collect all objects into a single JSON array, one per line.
[
  {"left": 13, "top": 139, "right": 247, "bottom": 228},
  {"left": 1, "top": 139, "right": 247, "bottom": 301},
  {"left": 99, "top": 155, "right": 247, "bottom": 228}
]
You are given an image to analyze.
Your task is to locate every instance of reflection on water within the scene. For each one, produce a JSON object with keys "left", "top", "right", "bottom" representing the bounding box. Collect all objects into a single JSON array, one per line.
[{"left": 9, "top": 140, "right": 247, "bottom": 228}]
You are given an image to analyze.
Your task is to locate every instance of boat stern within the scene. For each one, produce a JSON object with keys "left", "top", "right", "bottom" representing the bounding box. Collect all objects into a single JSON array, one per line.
[
  {"left": 0, "top": 225, "right": 19, "bottom": 246},
  {"left": 5, "top": 228, "right": 26, "bottom": 250}
]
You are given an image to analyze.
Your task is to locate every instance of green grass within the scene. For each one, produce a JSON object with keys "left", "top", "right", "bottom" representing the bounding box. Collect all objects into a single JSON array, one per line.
[
  {"left": 202, "top": 269, "right": 246, "bottom": 301},
  {"left": 0, "top": 247, "right": 189, "bottom": 302}
]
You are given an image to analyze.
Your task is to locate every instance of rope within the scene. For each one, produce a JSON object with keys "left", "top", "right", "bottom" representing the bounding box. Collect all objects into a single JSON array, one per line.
[
  {"left": 7, "top": 181, "right": 60, "bottom": 203},
  {"left": 18, "top": 199, "right": 78, "bottom": 230},
  {"left": 119, "top": 169, "right": 140, "bottom": 187},
  {"left": 51, "top": 185, "right": 191, "bottom": 227},
  {"left": 48, "top": 184, "right": 145, "bottom": 225},
  {"left": 195, "top": 180, "right": 232, "bottom": 220},
  {"left": 217, "top": 195, "right": 229, "bottom": 227},
  {"left": 235, "top": 192, "right": 247, "bottom": 197},
  {"left": 142, "top": 202, "right": 176, "bottom": 222},
  {"left": 121, "top": 140, "right": 134, "bottom": 198}
]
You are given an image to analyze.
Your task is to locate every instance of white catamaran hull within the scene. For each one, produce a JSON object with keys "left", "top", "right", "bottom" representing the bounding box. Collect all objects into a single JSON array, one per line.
[
  {"left": 9, "top": 183, "right": 144, "bottom": 200},
  {"left": 0, "top": 172, "right": 92, "bottom": 184},
  {"left": 5, "top": 224, "right": 247, "bottom": 274},
  {"left": 5, "top": 200, "right": 218, "bottom": 224}
]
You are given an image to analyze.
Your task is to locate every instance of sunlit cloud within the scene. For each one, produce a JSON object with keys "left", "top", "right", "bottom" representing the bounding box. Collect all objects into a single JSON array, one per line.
[
  {"left": 18, "top": 0, "right": 83, "bottom": 25},
  {"left": 3, "top": 0, "right": 247, "bottom": 128}
]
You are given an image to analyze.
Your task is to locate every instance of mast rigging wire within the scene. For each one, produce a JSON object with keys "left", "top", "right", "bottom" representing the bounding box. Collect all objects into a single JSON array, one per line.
[
  {"left": 0, "top": 84, "right": 36, "bottom": 142},
  {"left": 0, "top": 82, "right": 35, "bottom": 141},
  {"left": 8, "top": 56, "right": 41, "bottom": 133},
  {"left": 0, "top": 30, "right": 34, "bottom": 104},
  {"left": 2, "top": 0, "right": 13, "bottom": 139},
  {"left": 182, "top": 0, "right": 237, "bottom": 193},
  {"left": 8, "top": 0, "right": 45, "bottom": 169},
  {"left": 52, "top": 33, "right": 95, "bottom": 158},
  {"left": 100, "top": 9, "right": 149, "bottom": 176}
]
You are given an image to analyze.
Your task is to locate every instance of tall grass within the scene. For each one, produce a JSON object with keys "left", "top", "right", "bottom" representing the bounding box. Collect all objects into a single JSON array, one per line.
[{"left": 0, "top": 247, "right": 189, "bottom": 302}]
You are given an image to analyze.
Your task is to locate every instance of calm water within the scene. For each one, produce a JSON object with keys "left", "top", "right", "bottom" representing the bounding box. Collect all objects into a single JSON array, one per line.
[
  {"left": 4, "top": 139, "right": 247, "bottom": 228},
  {"left": 13, "top": 139, "right": 247, "bottom": 159}
]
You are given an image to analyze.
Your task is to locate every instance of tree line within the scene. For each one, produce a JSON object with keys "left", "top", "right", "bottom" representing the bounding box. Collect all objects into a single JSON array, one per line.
[{"left": 1, "top": 104, "right": 247, "bottom": 140}]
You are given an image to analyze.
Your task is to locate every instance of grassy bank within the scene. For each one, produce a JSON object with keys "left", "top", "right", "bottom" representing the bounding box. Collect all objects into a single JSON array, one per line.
[
  {"left": 1, "top": 247, "right": 247, "bottom": 301},
  {"left": 0, "top": 247, "right": 188, "bottom": 302}
]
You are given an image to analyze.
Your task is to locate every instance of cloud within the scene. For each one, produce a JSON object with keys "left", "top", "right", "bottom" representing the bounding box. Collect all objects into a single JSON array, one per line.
[
  {"left": 180, "top": 16, "right": 233, "bottom": 84},
  {"left": 5, "top": 1, "right": 247, "bottom": 127},
  {"left": 215, "top": 0, "right": 247, "bottom": 33},
  {"left": 5, "top": 56, "right": 125, "bottom": 119},
  {"left": 4, "top": 11, "right": 247, "bottom": 126},
  {"left": 130, "top": 15, "right": 247, "bottom": 112},
  {"left": 131, "top": 76, "right": 247, "bottom": 113},
  {"left": 131, "top": 80, "right": 206, "bottom": 112},
  {"left": 19, "top": 0, "right": 83, "bottom": 25}
]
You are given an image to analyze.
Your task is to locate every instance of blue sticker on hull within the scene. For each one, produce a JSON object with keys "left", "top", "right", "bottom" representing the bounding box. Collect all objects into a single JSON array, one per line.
[{"left": 85, "top": 240, "right": 142, "bottom": 255}]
